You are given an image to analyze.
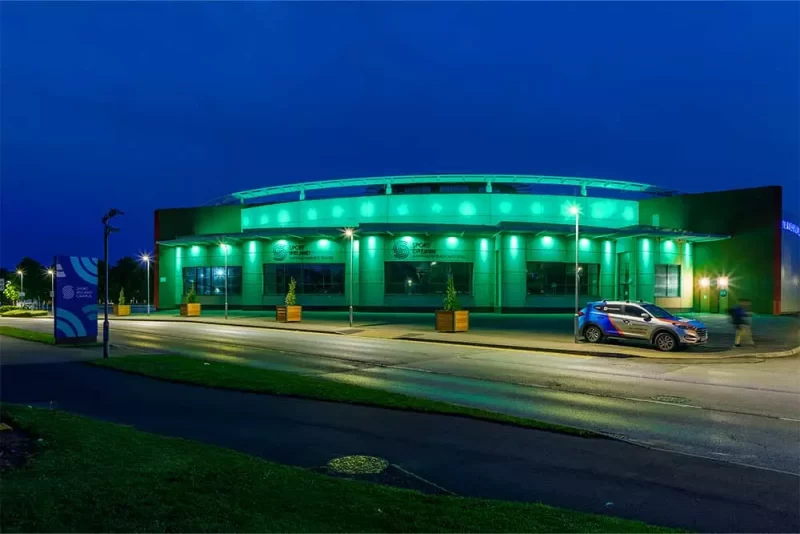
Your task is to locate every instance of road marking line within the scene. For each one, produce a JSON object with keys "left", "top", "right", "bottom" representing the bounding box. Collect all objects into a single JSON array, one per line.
[{"left": 390, "top": 464, "right": 457, "bottom": 495}]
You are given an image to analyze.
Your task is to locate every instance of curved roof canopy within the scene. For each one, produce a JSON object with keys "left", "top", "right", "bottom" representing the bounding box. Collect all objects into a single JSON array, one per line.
[{"left": 223, "top": 174, "right": 675, "bottom": 203}]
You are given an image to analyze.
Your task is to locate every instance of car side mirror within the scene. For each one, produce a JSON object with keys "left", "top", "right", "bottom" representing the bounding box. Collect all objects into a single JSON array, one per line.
[{"left": 641, "top": 313, "right": 651, "bottom": 321}]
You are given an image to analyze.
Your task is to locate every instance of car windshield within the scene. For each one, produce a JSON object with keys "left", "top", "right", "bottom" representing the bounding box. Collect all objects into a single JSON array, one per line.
[{"left": 641, "top": 304, "right": 675, "bottom": 319}]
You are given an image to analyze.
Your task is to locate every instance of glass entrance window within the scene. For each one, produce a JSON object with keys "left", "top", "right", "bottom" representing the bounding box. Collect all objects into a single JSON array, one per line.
[
  {"left": 526, "top": 262, "right": 600, "bottom": 296},
  {"left": 385, "top": 262, "right": 473, "bottom": 295}
]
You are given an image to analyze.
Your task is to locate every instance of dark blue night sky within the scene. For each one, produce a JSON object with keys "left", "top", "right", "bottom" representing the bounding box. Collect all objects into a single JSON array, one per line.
[{"left": 2, "top": 1, "right": 798, "bottom": 265}]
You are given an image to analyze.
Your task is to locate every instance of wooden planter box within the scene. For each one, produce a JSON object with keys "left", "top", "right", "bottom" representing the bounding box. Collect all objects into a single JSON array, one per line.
[
  {"left": 435, "top": 310, "right": 469, "bottom": 332},
  {"left": 180, "top": 303, "right": 201, "bottom": 317},
  {"left": 113, "top": 304, "right": 131, "bottom": 316},
  {"left": 276, "top": 305, "right": 302, "bottom": 323}
]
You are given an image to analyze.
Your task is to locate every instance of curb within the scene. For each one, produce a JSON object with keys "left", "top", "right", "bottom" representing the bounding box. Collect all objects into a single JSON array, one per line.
[{"left": 110, "top": 317, "right": 800, "bottom": 361}]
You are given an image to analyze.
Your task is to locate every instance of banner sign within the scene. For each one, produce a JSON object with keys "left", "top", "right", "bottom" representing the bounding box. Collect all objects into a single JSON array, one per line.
[
  {"left": 54, "top": 256, "right": 98, "bottom": 344},
  {"left": 387, "top": 238, "right": 470, "bottom": 262}
]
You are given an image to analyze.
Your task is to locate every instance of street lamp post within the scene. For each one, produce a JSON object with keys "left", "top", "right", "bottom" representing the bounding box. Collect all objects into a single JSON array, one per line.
[
  {"left": 141, "top": 255, "right": 151, "bottom": 317},
  {"left": 16, "top": 270, "right": 23, "bottom": 305},
  {"left": 345, "top": 229, "right": 354, "bottom": 327},
  {"left": 569, "top": 205, "right": 580, "bottom": 343},
  {"left": 47, "top": 269, "right": 54, "bottom": 314},
  {"left": 221, "top": 243, "right": 229, "bottom": 320},
  {"left": 102, "top": 208, "right": 124, "bottom": 359}
]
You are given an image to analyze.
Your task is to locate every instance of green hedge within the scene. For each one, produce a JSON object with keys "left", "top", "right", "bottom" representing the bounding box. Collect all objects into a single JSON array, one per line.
[
  {"left": 0, "top": 309, "right": 49, "bottom": 318},
  {"left": 0, "top": 305, "right": 21, "bottom": 313}
]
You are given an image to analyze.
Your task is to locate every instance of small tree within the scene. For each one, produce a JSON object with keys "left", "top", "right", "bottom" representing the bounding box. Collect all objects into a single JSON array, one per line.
[
  {"left": 3, "top": 282, "right": 20, "bottom": 305},
  {"left": 184, "top": 283, "right": 198, "bottom": 304},
  {"left": 443, "top": 275, "right": 460, "bottom": 311},
  {"left": 285, "top": 277, "right": 297, "bottom": 306},
  {"left": 118, "top": 288, "right": 126, "bottom": 306}
]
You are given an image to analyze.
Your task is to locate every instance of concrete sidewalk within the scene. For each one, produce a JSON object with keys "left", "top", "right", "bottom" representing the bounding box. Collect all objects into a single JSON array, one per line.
[{"left": 110, "top": 310, "right": 800, "bottom": 360}]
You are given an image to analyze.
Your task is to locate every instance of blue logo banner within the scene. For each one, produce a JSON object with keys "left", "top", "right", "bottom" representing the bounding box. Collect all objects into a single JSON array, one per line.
[{"left": 54, "top": 256, "right": 98, "bottom": 343}]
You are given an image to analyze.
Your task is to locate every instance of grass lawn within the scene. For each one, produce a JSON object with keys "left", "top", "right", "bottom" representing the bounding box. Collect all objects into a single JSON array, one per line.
[
  {"left": 0, "top": 405, "right": 674, "bottom": 533},
  {"left": 91, "top": 354, "right": 595, "bottom": 437},
  {"left": 0, "top": 326, "right": 55, "bottom": 344}
]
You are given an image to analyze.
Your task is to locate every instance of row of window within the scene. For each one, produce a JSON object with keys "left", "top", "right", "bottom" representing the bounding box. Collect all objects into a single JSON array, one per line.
[{"left": 181, "top": 263, "right": 683, "bottom": 297}]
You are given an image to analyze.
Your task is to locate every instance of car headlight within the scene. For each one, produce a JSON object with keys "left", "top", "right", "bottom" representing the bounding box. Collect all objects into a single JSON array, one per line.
[{"left": 676, "top": 324, "right": 696, "bottom": 330}]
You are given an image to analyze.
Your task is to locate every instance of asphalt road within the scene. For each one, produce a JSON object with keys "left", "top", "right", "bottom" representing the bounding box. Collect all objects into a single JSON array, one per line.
[
  {"left": 3, "top": 317, "right": 800, "bottom": 474},
  {"left": 2, "top": 361, "right": 797, "bottom": 533}
]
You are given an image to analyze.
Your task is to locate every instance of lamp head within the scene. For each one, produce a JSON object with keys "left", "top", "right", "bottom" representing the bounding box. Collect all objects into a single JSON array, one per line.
[
  {"left": 568, "top": 205, "right": 580, "bottom": 216},
  {"left": 344, "top": 228, "right": 354, "bottom": 237}
]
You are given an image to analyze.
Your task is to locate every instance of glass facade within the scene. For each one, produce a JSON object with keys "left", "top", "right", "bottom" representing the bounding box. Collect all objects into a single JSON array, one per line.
[
  {"left": 264, "top": 263, "right": 345, "bottom": 295},
  {"left": 385, "top": 262, "right": 473, "bottom": 295},
  {"left": 526, "top": 262, "right": 600, "bottom": 296},
  {"left": 655, "top": 264, "right": 681, "bottom": 297},
  {"left": 182, "top": 267, "right": 242, "bottom": 296}
]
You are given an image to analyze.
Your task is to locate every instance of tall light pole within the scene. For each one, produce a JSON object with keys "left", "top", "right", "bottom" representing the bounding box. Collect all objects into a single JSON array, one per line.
[
  {"left": 345, "top": 229, "right": 354, "bottom": 327},
  {"left": 102, "top": 208, "right": 124, "bottom": 358},
  {"left": 141, "top": 254, "right": 151, "bottom": 316},
  {"left": 221, "top": 243, "right": 229, "bottom": 320},
  {"left": 47, "top": 269, "right": 54, "bottom": 314},
  {"left": 569, "top": 205, "right": 580, "bottom": 343},
  {"left": 16, "top": 270, "right": 23, "bottom": 305}
]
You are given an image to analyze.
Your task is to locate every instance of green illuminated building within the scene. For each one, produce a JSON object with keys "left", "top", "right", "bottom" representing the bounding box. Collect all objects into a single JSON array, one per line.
[{"left": 154, "top": 175, "right": 800, "bottom": 315}]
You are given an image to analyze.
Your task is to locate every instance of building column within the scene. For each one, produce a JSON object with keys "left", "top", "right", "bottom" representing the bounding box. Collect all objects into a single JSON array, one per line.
[{"left": 500, "top": 234, "right": 526, "bottom": 310}]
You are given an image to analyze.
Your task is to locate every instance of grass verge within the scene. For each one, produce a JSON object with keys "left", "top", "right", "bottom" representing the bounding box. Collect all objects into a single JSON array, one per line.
[
  {"left": 0, "top": 326, "right": 55, "bottom": 344},
  {"left": 0, "top": 405, "right": 674, "bottom": 533},
  {"left": 91, "top": 354, "right": 595, "bottom": 437}
]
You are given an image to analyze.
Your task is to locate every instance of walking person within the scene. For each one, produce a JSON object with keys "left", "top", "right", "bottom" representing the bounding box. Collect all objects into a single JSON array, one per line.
[{"left": 730, "top": 299, "right": 754, "bottom": 347}]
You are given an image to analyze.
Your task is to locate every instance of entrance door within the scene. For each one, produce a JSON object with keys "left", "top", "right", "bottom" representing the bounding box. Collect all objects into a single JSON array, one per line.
[{"left": 617, "top": 252, "right": 631, "bottom": 300}]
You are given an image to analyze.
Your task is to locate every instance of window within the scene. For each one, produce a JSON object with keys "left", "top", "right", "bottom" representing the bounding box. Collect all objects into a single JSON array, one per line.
[
  {"left": 182, "top": 267, "right": 242, "bottom": 296},
  {"left": 385, "top": 262, "right": 473, "bottom": 295},
  {"left": 623, "top": 305, "right": 645, "bottom": 317},
  {"left": 641, "top": 303, "right": 675, "bottom": 319},
  {"left": 264, "top": 264, "right": 344, "bottom": 295},
  {"left": 526, "top": 262, "right": 600, "bottom": 296},
  {"left": 655, "top": 264, "right": 681, "bottom": 297}
]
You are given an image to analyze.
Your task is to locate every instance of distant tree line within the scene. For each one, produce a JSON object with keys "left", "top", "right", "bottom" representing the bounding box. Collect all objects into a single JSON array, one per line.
[{"left": 0, "top": 256, "right": 151, "bottom": 306}]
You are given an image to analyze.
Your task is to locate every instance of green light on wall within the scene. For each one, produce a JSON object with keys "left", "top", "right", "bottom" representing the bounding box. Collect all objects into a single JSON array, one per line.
[
  {"left": 307, "top": 208, "right": 318, "bottom": 221},
  {"left": 332, "top": 205, "right": 345, "bottom": 218},
  {"left": 368, "top": 236, "right": 376, "bottom": 248},
  {"left": 242, "top": 216, "right": 250, "bottom": 227},
  {"left": 580, "top": 238, "right": 590, "bottom": 250},
  {"left": 278, "top": 210, "right": 291, "bottom": 224},
  {"left": 432, "top": 202, "right": 443, "bottom": 214},
  {"left": 499, "top": 201, "right": 513, "bottom": 214},
  {"left": 510, "top": 235, "right": 519, "bottom": 247},
  {"left": 318, "top": 239, "right": 330, "bottom": 249},
  {"left": 260, "top": 215, "right": 269, "bottom": 225},
  {"left": 459, "top": 201, "right": 476, "bottom": 216},
  {"left": 541, "top": 236, "right": 554, "bottom": 247},
  {"left": 530, "top": 202, "right": 544, "bottom": 215},
  {"left": 664, "top": 239, "right": 675, "bottom": 252},
  {"left": 249, "top": 241, "right": 257, "bottom": 253},
  {"left": 604, "top": 240, "right": 612, "bottom": 253},
  {"left": 623, "top": 207, "right": 636, "bottom": 221},
  {"left": 397, "top": 204, "right": 409, "bottom": 215},
  {"left": 642, "top": 238, "right": 650, "bottom": 251},
  {"left": 480, "top": 238, "right": 489, "bottom": 251},
  {"left": 446, "top": 236, "right": 458, "bottom": 247},
  {"left": 402, "top": 236, "right": 413, "bottom": 244},
  {"left": 360, "top": 201, "right": 375, "bottom": 217},
  {"left": 190, "top": 245, "right": 201, "bottom": 256}
]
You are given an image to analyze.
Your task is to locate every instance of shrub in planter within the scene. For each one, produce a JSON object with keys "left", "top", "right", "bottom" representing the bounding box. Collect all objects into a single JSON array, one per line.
[
  {"left": 0, "top": 306, "right": 21, "bottom": 314},
  {"left": 180, "top": 284, "right": 201, "bottom": 317},
  {"left": 113, "top": 288, "right": 131, "bottom": 316},
  {"left": 276, "top": 277, "right": 302, "bottom": 322},
  {"left": 435, "top": 276, "right": 469, "bottom": 332}
]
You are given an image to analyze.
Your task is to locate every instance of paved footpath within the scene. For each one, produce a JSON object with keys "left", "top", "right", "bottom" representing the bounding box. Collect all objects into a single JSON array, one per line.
[
  {"left": 110, "top": 310, "right": 800, "bottom": 359},
  {"left": 1, "top": 354, "right": 798, "bottom": 533}
]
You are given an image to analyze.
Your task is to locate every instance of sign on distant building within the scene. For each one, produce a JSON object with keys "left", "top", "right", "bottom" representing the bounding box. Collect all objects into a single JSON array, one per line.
[
  {"left": 53, "top": 256, "right": 98, "bottom": 344},
  {"left": 783, "top": 220, "right": 800, "bottom": 237}
]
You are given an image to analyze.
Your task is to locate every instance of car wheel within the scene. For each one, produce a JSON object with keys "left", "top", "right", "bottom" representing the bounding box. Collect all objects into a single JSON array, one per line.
[
  {"left": 584, "top": 325, "right": 604, "bottom": 343},
  {"left": 654, "top": 332, "right": 678, "bottom": 352}
]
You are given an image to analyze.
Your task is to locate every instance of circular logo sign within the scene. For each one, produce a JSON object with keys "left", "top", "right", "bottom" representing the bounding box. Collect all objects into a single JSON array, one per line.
[
  {"left": 272, "top": 243, "right": 288, "bottom": 261},
  {"left": 720, "top": 289, "right": 728, "bottom": 297},
  {"left": 62, "top": 285, "right": 75, "bottom": 300},
  {"left": 392, "top": 240, "right": 410, "bottom": 259}
]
